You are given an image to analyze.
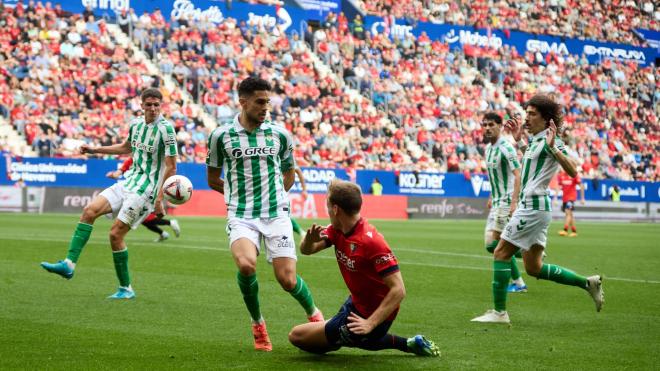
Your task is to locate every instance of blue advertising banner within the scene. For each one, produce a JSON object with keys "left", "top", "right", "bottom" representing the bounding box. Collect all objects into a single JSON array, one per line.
[
  {"left": 1, "top": 158, "right": 658, "bottom": 202},
  {"left": 4, "top": 0, "right": 309, "bottom": 36},
  {"left": 364, "top": 16, "right": 657, "bottom": 66},
  {"left": 635, "top": 28, "right": 660, "bottom": 53}
]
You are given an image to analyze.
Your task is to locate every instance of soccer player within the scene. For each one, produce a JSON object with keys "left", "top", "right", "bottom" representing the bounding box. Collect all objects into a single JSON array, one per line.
[
  {"left": 41, "top": 88, "right": 178, "bottom": 299},
  {"left": 556, "top": 170, "right": 585, "bottom": 237},
  {"left": 481, "top": 112, "right": 527, "bottom": 293},
  {"left": 288, "top": 179, "right": 440, "bottom": 357},
  {"left": 472, "top": 95, "right": 604, "bottom": 324},
  {"left": 107, "top": 158, "right": 181, "bottom": 242},
  {"left": 206, "top": 77, "right": 323, "bottom": 352}
]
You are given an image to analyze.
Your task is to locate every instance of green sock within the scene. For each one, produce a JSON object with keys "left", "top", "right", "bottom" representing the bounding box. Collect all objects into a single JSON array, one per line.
[
  {"left": 112, "top": 249, "right": 131, "bottom": 287},
  {"left": 539, "top": 264, "right": 588, "bottom": 288},
  {"left": 237, "top": 272, "right": 261, "bottom": 322},
  {"left": 66, "top": 222, "right": 93, "bottom": 263},
  {"left": 288, "top": 275, "right": 316, "bottom": 316},
  {"left": 291, "top": 218, "right": 303, "bottom": 235},
  {"left": 514, "top": 249, "right": 522, "bottom": 258},
  {"left": 493, "top": 260, "right": 511, "bottom": 312},
  {"left": 510, "top": 256, "right": 521, "bottom": 280},
  {"left": 485, "top": 240, "right": 498, "bottom": 253}
]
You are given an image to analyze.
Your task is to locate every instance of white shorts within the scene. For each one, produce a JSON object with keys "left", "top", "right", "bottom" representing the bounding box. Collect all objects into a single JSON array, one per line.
[
  {"left": 501, "top": 208, "right": 552, "bottom": 251},
  {"left": 226, "top": 216, "right": 296, "bottom": 263},
  {"left": 99, "top": 182, "right": 154, "bottom": 229},
  {"left": 485, "top": 205, "right": 510, "bottom": 233}
]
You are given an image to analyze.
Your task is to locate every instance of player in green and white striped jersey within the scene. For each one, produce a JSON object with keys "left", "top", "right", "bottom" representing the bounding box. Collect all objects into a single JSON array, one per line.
[
  {"left": 473, "top": 95, "right": 603, "bottom": 324},
  {"left": 206, "top": 77, "right": 323, "bottom": 352},
  {"left": 41, "top": 88, "right": 178, "bottom": 300},
  {"left": 481, "top": 112, "right": 526, "bottom": 293}
]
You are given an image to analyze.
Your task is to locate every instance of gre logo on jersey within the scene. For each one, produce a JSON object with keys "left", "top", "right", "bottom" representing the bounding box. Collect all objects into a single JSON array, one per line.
[
  {"left": 231, "top": 147, "right": 278, "bottom": 158},
  {"left": 131, "top": 140, "right": 155, "bottom": 153}
]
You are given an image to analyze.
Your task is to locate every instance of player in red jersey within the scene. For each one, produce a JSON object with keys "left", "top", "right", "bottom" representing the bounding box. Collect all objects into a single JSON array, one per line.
[
  {"left": 288, "top": 179, "right": 439, "bottom": 356},
  {"left": 555, "top": 170, "right": 585, "bottom": 237},
  {"left": 107, "top": 158, "right": 181, "bottom": 242}
]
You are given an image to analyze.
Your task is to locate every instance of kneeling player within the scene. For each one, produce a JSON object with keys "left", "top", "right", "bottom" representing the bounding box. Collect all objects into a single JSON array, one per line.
[{"left": 288, "top": 179, "right": 439, "bottom": 357}]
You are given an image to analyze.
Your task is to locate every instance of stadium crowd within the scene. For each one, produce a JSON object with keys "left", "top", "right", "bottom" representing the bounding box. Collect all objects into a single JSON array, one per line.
[
  {"left": 0, "top": 1, "right": 658, "bottom": 182},
  {"left": 356, "top": 0, "right": 659, "bottom": 47}
]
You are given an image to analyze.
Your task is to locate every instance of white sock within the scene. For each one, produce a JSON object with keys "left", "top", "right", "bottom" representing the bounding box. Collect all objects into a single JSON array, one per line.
[{"left": 64, "top": 258, "right": 75, "bottom": 269}]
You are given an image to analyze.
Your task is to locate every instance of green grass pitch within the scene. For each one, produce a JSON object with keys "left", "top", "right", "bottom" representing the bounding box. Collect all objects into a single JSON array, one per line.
[{"left": 1, "top": 213, "right": 659, "bottom": 370}]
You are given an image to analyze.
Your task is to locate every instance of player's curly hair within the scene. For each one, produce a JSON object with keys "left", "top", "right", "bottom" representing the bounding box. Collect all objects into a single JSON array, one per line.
[
  {"left": 141, "top": 88, "right": 163, "bottom": 101},
  {"left": 328, "top": 179, "right": 362, "bottom": 216},
  {"left": 526, "top": 94, "right": 564, "bottom": 130},
  {"left": 482, "top": 112, "right": 502, "bottom": 125},
  {"left": 238, "top": 77, "right": 272, "bottom": 97}
]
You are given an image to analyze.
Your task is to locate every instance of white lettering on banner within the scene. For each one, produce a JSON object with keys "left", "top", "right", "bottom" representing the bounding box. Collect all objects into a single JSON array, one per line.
[
  {"left": 298, "top": 0, "right": 339, "bottom": 11},
  {"left": 526, "top": 39, "right": 569, "bottom": 55},
  {"left": 81, "top": 0, "right": 129, "bottom": 12},
  {"left": 10, "top": 162, "right": 88, "bottom": 174},
  {"left": 583, "top": 45, "right": 646, "bottom": 62},
  {"left": 64, "top": 191, "right": 101, "bottom": 208},
  {"left": 370, "top": 20, "right": 413, "bottom": 39},
  {"left": 399, "top": 173, "right": 445, "bottom": 194},
  {"left": 289, "top": 193, "right": 319, "bottom": 219},
  {"left": 470, "top": 176, "right": 491, "bottom": 196},
  {"left": 302, "top": 169, "right": 336, "bottom": 183},
  {"left": 171, "top": 0, "right": 224, "bottom": 24},
  {"left": 443, "top": 29, "right": 502, "bottom": 48},
  {"left": 246, "top": 8, "right": 292, "bottom": 35}
]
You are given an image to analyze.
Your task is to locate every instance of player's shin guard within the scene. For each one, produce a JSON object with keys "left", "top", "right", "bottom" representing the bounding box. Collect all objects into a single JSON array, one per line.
[
  {"left": 539, "top": 264, "right": 588, "bottom": 288},
  {"left": 66, "top": 222, "right": 93, "bottom": 263},
  {"left": 493, "top": 260, "right": 511, "bottom": 311},
  {"left": 237, "top": 272, "right": 262, "bottom": 322},
  {"left": 112, "top": 248, "right": 131, "bottom": 287},
  {"left": 288, "top": 275, "right": 316, "bottom": 316}
]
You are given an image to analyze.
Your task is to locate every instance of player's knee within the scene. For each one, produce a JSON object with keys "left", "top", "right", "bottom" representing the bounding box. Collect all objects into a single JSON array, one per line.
[
  {"left": 288, "top": 327, "right": 303, "bottom": 346},
  {"left": 278, "top": 274, "right": 297, "bottom": 291},
  {"left": 109, "top": 227, "right": 123, "bottom": 245},
  {"left": 525, "top": 263, "right": 542, "bottom": 277},
  {"left": 236, "top": 260, "right": 256, "bottom": 276},
  {"left": 80, "top": 204, "right": 98, "bottom": 223}
]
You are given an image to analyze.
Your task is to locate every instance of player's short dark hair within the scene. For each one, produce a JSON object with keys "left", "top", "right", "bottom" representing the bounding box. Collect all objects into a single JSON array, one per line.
[
  {"left": 238, "top": 77, "right": 271, "bottom": 97},
  {"left": 482, "top": 112, "right": 502, "bottom": 125},
  {"left": 526, "top": 94, "right": 563, "bottom": 130},
  {"left": 328, "top": 179, "right": 362, "bottom": 216},
  {"left": 141, "top": 88, "right": 163, "bottom": 101}
]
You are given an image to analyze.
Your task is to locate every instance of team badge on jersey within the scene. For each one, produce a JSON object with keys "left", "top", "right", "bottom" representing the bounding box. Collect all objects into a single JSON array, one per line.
[{"left": 350, "top": 243, "right": 358, "bottom": 252}]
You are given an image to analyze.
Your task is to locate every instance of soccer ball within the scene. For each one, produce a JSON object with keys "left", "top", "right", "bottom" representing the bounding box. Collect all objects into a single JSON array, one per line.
[{"left": 162, "top": 175, "right": 193, "bottom": 205}]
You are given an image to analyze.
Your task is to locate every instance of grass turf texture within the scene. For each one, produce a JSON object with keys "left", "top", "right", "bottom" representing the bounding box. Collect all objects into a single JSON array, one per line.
[{"left": 1, "top": 213, "right": 659, "bottom": 370}]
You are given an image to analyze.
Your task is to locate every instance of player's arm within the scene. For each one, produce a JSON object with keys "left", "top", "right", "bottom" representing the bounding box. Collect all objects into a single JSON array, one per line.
[
  {"left": 283, "top": 168, "right": 295, "bottom": 191},
  {"left": 80, "top": 139, "right": 132, "bottom": 155},
  {"left": 155, "top": 156, "right": 177, "bottom": 216},
  {"left": 295, "top": 167, "right": 308, "bottom": 199},
  {"left": 546, "top": 120, "right": 577, "bottom": 177},
  {"left": 347, "top": 271, "right": 405, "bottom": 335},
  {"left": 299, "top": 224, "right": 330, "bottom": 255},
  {"left": 510, "top": 168, "right": 521, "bottom": 214},
  {"left": 206, "top": 166, "right": 225, "bottom": 194}
]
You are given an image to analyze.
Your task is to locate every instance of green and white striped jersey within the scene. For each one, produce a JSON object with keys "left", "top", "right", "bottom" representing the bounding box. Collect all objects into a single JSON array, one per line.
[
  {"left": 206, "top": 115, "right": 296, "bottom": 219},
  {"left": 518, "top": 129, "right": 568, "bottom": 211},
  {"left": 123, "top": 115, "right": 178, "bottom": 203},
  {"left": 485, "top": 136, "right": 520, "bottom": 207}
]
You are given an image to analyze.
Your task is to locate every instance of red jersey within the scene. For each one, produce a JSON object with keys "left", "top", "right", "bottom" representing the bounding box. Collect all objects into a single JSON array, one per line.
[
  {"left": 558, "top": 172, "right": 580, "bottom": 202},
  {"left": 324, "top": 218, "right": 400, "bottom": 321}
]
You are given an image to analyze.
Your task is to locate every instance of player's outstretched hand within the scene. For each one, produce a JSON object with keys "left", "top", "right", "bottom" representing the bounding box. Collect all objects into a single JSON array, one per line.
[
  {"left": 305, "top": 224, "right": 324, "bottom": 243},
  {"left": 546, "top": 119, "right": 557, "bottom": 148},
  {"left": 79, "top": 144, "right": 92, "bottom": 155},
  {"left": 106, "top": 170, "right": 121, "bottom": 179},
  {"left": 346, "top": 312, "right": 376, "bottom": 335}
]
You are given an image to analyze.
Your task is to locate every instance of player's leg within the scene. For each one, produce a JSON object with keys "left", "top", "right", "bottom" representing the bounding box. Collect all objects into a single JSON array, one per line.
[
  {"left": 486, "top": 207, "right": 525, "bottom": 292},
  {"left": 559, "top": 203, "right": 569, "bottom": 236},
  {"left": 290, "top": 217, "right": 303, "bottom": 235},
  {"left": 567, "top": 205, "right": 577, "bottom": 236},
  {"left": 288, "top": 321, "right": 334, "bottom": 354},
  {"left": 267, "top": 217, "right": 323, "bottom": 321},
  {"left": 107, "top": 219, "right": 135, "bottom": 299},
  {"left": 142, "top": 218, "right": 169, "bottom": 242},
  {"left": 40, "top": 192, "right": 113, "bottom": 279}
]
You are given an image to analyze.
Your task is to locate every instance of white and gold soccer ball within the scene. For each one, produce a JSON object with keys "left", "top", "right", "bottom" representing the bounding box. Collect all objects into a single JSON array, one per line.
[{"left": 162, "top": 175, "right": 193, "bottom": 205}]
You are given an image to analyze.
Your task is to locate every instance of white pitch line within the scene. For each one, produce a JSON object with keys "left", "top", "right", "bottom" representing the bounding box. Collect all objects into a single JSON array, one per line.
[{"left": 4, "top": 235, "right": 660, "bottom": 284}]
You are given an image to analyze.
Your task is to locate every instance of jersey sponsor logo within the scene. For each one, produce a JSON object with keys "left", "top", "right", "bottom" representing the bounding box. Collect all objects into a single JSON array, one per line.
[
  {"left": 374, "top": 253, "right": 396, "bottom": 266},
  {"left": 231, "top": 146, "right": 278, "bottom": 158},
  {"left": 131, "top": 140, "right": 156, "bottom": 153},
  {"left": 336, "top": 250, "right": 356, "bottom": 271}
]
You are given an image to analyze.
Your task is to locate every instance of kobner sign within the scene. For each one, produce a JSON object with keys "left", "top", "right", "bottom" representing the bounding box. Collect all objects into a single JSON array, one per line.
[{"left": 363, "top": 15, "right": 656, "bottom": 66}]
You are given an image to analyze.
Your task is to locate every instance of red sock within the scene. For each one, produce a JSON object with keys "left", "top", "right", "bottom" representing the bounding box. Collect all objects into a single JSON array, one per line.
[
  {"left": 571, "top": 226, "right": 576, "bottom": 233},
  {"left": 564, "top": 225, "right": 568, "bottom": 231}
]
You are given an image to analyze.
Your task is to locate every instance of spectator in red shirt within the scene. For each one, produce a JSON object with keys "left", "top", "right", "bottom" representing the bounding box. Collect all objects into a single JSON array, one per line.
[
  {"left": 555, "top": 170, "right": 585, "bottom": 237},
  {"left": 289, "top": 179, "right": 439, "bottom": 357}
]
